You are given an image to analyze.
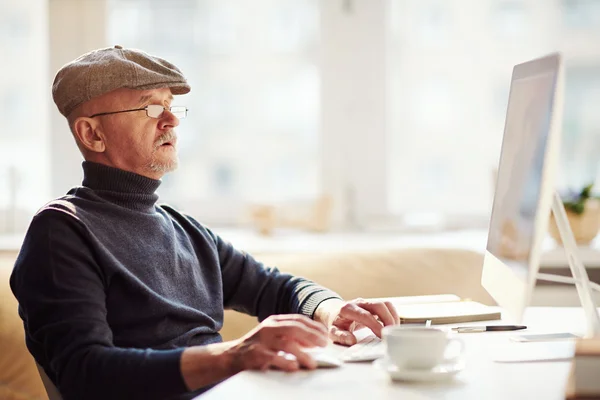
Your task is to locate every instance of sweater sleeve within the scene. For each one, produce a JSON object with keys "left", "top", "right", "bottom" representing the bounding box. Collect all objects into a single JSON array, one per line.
[
  {"left": 205, "top": 229, "right": 342, "bottom": 321},
  {"left": 10, "top": 210, "right": 188, "bottom": 400}
]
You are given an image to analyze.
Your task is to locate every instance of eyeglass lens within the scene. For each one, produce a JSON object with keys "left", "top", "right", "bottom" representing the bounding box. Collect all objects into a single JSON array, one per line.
[{"left": 146, "top": 104, "right": 187, "bottom": 119}]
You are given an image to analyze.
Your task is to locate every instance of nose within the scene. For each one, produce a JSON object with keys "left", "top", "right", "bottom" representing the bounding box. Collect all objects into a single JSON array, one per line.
[{"left": 158, "top": 108, "right": 180, "bottom": 130}]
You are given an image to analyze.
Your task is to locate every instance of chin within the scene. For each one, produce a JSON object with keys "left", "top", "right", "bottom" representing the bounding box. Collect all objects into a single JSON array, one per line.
[{"left": 149, "top": 156, "right": 179, "bottom": 175}]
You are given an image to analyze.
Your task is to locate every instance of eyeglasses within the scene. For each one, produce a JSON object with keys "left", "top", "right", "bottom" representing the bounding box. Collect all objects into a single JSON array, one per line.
[{"left": 89, "top": 105, "right": 188, "bottom": 119}]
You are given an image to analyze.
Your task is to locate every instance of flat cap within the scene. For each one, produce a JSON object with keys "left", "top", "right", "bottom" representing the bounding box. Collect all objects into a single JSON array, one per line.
[{"left": 52, "top": 45, "right": 191, "bottom": 117}]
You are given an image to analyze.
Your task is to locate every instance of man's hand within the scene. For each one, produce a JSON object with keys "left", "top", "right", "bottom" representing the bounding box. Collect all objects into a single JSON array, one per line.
[
  {"left": 313, "top": 298, "right": 400, "bottom": 346},
  {"left": 227, "top": 314, "right": 328, "bottom": 372},
  {"left": 180, "top": 314, "right": 327, "bottom": 391}
]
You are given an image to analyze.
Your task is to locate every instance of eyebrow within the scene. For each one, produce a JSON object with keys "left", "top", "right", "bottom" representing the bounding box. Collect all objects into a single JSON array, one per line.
[{"left": 137, "top": 94, "right": 174, "bottom": 107}]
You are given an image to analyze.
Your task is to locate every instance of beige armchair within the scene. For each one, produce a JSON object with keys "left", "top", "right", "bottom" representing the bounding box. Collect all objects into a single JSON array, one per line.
[{"left": 0, "top": 253, "right": 48, "bottom": 400}]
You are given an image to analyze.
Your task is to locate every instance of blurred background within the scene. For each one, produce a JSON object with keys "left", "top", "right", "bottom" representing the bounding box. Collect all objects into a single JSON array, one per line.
[{"left": 0, "top": 0, "right": 599, "bottom": 240}]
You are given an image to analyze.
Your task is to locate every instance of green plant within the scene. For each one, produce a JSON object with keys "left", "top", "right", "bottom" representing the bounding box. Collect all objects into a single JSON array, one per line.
[{"left": 562, "top": 183, "right": 600, "bottom": 215}]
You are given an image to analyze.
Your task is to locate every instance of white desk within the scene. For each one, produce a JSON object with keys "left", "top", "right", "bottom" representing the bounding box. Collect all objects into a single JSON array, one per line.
[{"left": 198, "top": 307, "right": 594, "bottom": 400}]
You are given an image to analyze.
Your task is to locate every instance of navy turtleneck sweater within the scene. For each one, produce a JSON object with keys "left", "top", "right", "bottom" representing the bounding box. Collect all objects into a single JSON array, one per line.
[{"left": 10, "top": 161, "right": 341, "bottom": 400}]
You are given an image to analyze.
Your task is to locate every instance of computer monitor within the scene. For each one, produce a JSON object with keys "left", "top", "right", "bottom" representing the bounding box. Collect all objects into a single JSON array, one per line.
[
  {"left": 482, "top": 53, "right": 563, "bottom": 322},
  {"left": 481, "top": 54, "right": 600, "bottom": 336},
  {"left": 481, "top": 53, "right": 600, "bottom": 337}
]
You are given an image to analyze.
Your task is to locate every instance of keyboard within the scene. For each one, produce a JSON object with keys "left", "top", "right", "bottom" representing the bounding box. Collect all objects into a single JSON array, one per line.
[{"left": 339, "top": 335, "right": 384, "bottom": 362}]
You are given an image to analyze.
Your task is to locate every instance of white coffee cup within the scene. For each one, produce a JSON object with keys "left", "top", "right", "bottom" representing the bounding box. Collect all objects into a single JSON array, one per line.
[{"left": 382, "top": 326, "right": 465, "bottom": 370}]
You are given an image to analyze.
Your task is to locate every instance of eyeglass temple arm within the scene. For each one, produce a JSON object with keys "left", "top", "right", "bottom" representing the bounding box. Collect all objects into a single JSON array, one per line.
[{"left": 88, "top": 108, "right": 147, "bottom": 118}]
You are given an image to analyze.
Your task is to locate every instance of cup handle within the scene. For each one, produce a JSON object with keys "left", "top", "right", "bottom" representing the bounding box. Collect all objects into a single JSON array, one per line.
[{"left": 444, "top": 338, "right": 465, "bottom": 364}]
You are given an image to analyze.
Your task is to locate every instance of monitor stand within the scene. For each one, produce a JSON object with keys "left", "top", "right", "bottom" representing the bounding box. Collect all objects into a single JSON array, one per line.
[
  {"left": 493, "top": 192, "right": 600, "bottom": 362},
  {"left": 535, "top": 191, "right": 600, "bottom": 338}
]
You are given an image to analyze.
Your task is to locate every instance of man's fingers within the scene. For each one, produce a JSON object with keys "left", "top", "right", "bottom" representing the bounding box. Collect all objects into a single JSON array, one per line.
[
  {"left": 269, "top": 351, "right": 300, "bottom": 372},
  {"left": 269, "top": 314, "right": 328, "bottom": 335},
  {"left": 358, "top": 301, "right": 396, "bottom": 327},
  {"left": 262, "top": 321, "right": 328, "bottom": 347},
  {"left": 330, "top": 325, "right": 357, "bottom": 346},
  {"left": 384, "top": 301, "right": 400, "bottom": 325},
  {"left": 338, "top": 303, "right": 383, "bottom": 337},
  {"left": 270, "top": 340, "right": 317, "bottom": 370}
]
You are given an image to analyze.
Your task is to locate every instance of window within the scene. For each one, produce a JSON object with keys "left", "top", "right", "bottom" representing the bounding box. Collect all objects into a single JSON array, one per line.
[
  {"left": 0, "top": 1, "right": 49, "bottom": 234},
  {"left": 389, "top": 0, "right": 451, "bottom": 46},
  {"left": 493, "top": 1, "right": 528, "bottom": 37},
  {"left": 562, "top": 0, "right": 600, "bottom": 29},
  {"left": 559, "top": 66, "right": 600, "bottom": 190},
  {"left": 107, "top": 0, "right": 320, "bottom": 223},
  {"left": 386, "top": 0, "right": 600, "bottom": 230}
]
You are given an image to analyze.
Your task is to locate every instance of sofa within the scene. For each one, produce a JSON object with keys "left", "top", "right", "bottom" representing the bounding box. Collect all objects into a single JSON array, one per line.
[{"left": 0, "top": 247, "right": 494, "bottom": 399}]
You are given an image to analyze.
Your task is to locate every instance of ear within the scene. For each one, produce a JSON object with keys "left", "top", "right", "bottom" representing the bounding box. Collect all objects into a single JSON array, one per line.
[{"left": 73, "top": 117, "right": 106, "bottom": 153}]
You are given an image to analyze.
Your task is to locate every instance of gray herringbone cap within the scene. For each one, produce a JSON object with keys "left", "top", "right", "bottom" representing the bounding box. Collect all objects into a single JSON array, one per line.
[{"left": 52, "top": 45, "right": 191, "bottom": 117}]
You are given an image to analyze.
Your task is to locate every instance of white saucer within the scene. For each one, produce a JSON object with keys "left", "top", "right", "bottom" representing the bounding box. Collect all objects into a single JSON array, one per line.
[{"left": 373, "top": 358, "right": 465, "bottom": 383}]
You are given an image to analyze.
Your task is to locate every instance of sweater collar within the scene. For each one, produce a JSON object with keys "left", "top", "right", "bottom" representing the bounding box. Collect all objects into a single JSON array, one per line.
[{"left": 81, "top": 161, "right": 161, "bottom": 212}]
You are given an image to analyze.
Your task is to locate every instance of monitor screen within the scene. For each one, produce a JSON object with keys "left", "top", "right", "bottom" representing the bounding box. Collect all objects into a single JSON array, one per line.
[{"left": 486, "top": 70, "right": 558, "bottom": 283}]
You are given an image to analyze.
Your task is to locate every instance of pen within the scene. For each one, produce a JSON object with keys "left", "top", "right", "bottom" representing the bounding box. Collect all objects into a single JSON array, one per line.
[{"left": 452, "top": 325, "right": 527, "bottom": 333}]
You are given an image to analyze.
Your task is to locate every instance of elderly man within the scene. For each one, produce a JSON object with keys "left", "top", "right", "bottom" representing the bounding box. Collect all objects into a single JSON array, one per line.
[{"left": 10, "top": 46, "right": 399, "bottom": 400}]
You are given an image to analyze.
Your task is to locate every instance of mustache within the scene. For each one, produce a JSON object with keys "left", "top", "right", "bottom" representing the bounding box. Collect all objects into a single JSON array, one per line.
[{"left": 155, "top": 130, "right": 177, "bottom": 147}]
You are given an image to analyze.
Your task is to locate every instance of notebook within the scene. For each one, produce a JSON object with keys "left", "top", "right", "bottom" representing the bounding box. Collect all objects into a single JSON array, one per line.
[{"left": 373, "top": 294, "right": 501, "bottom": 325}]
